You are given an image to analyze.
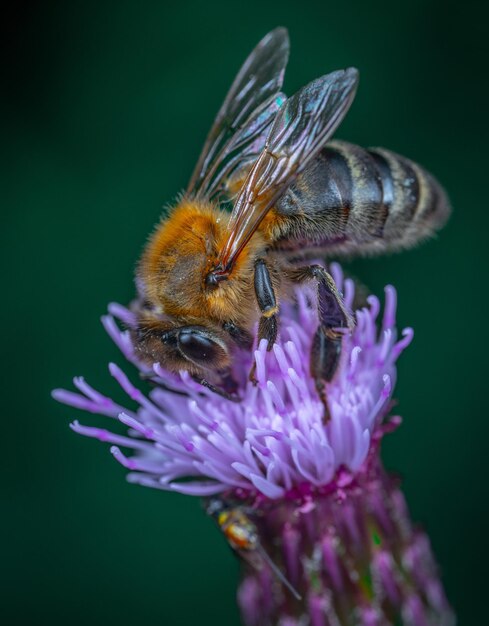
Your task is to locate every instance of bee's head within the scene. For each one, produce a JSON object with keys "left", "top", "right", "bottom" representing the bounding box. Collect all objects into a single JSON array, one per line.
[{"left": 132, "top": 323, "right": 231, "bottom": 376}]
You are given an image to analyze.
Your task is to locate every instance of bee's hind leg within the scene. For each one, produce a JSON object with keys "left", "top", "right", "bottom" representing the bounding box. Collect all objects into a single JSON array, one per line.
[
  {"left": 310, "top": 327, "right": 343, "bottom": 423},
  {"left": 286, "top": 264, "right": 354, "bottom": 423}
]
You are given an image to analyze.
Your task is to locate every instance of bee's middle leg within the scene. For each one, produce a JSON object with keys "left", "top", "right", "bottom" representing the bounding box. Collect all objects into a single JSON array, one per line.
[
  {"left": 254, "top": 259, "right": 279, "bottom": 348},
  {"left": 248, "top": 259, "right": 279, "bottom": 384},
  {"left": 286, "top": 264, "right": 354, "bottom": 422}
]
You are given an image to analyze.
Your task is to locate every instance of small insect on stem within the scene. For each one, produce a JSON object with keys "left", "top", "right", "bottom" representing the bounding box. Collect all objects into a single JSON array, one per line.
[{"left": 207, "top": 499, "right": 302, "bottom": 601}]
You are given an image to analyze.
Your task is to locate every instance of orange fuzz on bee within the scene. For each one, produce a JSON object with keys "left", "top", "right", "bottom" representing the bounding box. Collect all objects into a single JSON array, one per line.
[{"left": 138, "top": 201, "right": 267, "bottom": 325}]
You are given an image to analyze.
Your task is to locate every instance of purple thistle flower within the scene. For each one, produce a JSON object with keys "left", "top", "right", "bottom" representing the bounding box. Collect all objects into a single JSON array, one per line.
[
  {"left": 54, "top": 264, "right": 407, "bottom": 498},
  {"left": 53, "top": 262, "right": 454, "bottom": 625}
]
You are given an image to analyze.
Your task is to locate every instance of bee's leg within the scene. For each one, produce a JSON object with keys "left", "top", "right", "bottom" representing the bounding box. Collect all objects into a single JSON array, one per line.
[
  {"left": 286, "top": 265, "right": 354, "bottom": 422},
  {"left": 250, "top": 259, "right": 279, "bottom": 384},
  {"left": 191, "top": 375, "right": 241, "bottom": 402},
  {"left": 254, "top": 259, "right": 279, "bottom": 348},
  {"left": 310, "top": 327, "right": 343, "bottom": 423},
  {"left": 219, "top": 369, "right": 240, "bottom": 396}
]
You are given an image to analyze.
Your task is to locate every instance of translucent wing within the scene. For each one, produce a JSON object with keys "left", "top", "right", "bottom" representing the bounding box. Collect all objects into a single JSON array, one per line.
[
  {"left": 187, "top": 28, "right": 289, "bottom": 200},
  {"left": 199, "top": 94, "right": 286, "bottom": 202},
  {"left": 215, "top": 68, "right": 359, "bottom": 273}
]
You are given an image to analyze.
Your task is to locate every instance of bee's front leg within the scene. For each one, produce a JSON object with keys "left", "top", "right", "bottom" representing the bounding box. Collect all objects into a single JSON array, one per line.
[
  {"left": 191, "top": 373, "right": 241, "bottom": 402},
  {"left": 286, "top": 264, "right": 354, "bottom": 423},
  {"left": 249, "top": 259, "right": 279, "bottom": 384}
]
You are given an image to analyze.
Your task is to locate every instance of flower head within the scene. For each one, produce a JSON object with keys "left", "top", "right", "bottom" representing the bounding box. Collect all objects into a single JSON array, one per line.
[
  {"left": 53, "top": 262, "right": 455, "bottom": 625},
  {"left": 53, "top": 263, "right": 412, "bottom": 499}
]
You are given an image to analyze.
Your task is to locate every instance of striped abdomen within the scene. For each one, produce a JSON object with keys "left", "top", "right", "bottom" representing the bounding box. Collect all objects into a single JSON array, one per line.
[{"left": 274, "top": 140, "right": 450, "bottom": 256}]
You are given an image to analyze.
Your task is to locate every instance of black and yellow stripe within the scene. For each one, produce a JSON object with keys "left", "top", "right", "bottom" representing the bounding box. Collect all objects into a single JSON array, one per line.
[{"left": 274, "top": 140, "right": 450, "bottom": 257}]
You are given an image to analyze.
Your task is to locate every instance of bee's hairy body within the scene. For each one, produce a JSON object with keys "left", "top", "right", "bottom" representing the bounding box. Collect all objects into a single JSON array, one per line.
[
  {"left": 138, "top": 202, "right": 265, "bottom": 334},
  {"left": 137, "top": 138, "right": 448, "bottom": 359},
  {"left": 131, "top": 28, "right": 450, "bottom": 417}
]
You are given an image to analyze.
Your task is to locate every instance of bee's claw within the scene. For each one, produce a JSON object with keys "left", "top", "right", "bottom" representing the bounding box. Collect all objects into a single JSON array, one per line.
[
  {"left": 312, "top": 377, "right": 332, "bottom": 424},
  {"left": 248, "top": 362, "right": 258, "bottom": 386},
  {"left": 320, "top": 393, "right": 332, "bottom": 425}
]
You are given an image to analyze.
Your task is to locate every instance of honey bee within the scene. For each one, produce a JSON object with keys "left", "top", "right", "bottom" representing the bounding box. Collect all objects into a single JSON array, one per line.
[
  {"left": 133, "top": 28, "right": 450, "bottom": 419},
  {"left": 206, "top": 498, "right": 302, "bottom": 600}
]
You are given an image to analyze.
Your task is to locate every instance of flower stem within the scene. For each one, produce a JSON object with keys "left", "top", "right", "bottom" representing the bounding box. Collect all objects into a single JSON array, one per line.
[{"left": 234, "top": 459, "right": 454, "bottom": 626}]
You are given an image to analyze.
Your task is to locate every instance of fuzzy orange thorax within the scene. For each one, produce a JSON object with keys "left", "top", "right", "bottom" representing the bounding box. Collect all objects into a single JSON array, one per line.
[{"left": 137, "top": 201, "right": 266, "bottom": 328}]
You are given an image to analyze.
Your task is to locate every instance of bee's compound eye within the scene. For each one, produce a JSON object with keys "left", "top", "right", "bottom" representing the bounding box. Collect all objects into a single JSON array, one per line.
[{"left": 177, "top": 328, "right": 227, "bottom": 366}]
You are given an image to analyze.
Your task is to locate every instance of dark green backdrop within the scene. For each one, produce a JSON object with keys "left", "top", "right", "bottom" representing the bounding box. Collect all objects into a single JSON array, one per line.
[{"left": 3, "top": 1, "right": 487, "bottom": 624}]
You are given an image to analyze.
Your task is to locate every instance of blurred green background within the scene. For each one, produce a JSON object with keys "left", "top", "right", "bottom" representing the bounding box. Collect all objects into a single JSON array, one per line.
[{"left": 3, "top": 0, "right": 487, "bottom": 623}]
